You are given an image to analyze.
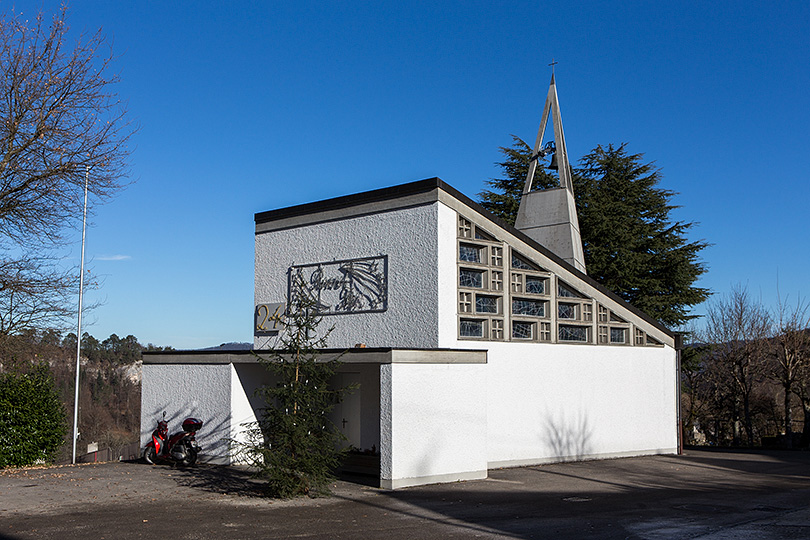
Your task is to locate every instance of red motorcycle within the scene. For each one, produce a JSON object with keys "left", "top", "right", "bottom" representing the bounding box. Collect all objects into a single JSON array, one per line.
[{"left": 142, "top": 412, "right": 203, "bottom": 466}]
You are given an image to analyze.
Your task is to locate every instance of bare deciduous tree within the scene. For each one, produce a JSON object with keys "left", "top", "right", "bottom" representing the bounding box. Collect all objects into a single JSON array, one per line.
[
  {"left": 0, "top": 6, "right": 132, "bottom": 336},
  {"left": 770, "top": 296, "right": 810, "bottom": 445},
  {"left": 702, "top": 285, "right": 772, "bottom": 446}
]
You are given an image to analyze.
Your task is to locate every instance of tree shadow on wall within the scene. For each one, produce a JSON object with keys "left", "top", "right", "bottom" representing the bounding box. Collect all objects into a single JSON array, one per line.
[{"left": 543, "top": 411, "right": 593, "bottom": 461}]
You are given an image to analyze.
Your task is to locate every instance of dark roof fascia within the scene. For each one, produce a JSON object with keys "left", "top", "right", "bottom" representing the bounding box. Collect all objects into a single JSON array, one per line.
[
  {"left": 142, "top": 347, "right": 395, "bottom": 357},
  {"left": 143, "top": 347, "right": 488, "bottom": 365},
  {"left": 254, "top": 178, "right": 445, "bottom": 225},
  {"left": 252, "top": 177, "right": 673, "bottom": 339}
]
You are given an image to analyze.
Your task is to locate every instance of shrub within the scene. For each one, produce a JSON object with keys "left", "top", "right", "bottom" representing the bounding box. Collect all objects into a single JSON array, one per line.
[{"left": 0, "top": 363, "right": 67, "bottom": 467}]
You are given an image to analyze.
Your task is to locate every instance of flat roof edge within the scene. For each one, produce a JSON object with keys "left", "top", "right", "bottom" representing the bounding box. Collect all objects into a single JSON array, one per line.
[
  {"left": 251, "top": 176, "right": 674, "bottom": 340},
  {"left": 254, "top": 177, "right": 445, "bottom": 225},
  {"left": 142, "top": 348, "right": 488, "bottom": 365}
]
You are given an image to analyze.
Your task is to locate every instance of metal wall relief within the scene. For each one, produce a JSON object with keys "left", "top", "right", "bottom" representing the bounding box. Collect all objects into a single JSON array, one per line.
[{"left": 288, "top": 255, "right": 388, "bottom": 315}]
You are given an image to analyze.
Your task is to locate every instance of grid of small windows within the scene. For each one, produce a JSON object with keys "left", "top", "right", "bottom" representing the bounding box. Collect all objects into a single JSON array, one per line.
[
  {"left": 594, "top": 304, "right": 632, "bottom": 346},
  {"left": 458, "top": 216, "right": 505, "bottom": 340},
  {"left": 457, "top": 213, "right": 663, "bottom": 347},
  {"left": 505, "top": 249, "right": 553, "bottom": 342},
  {"left": 553, "top": 281, "right": 594, "bottom": 344}
]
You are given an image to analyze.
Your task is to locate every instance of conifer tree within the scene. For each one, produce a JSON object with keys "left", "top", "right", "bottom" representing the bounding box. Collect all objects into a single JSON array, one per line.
[
  {"left": 479, "top": 136, "right": 559, "bottom": 225},
  {"left": 480, "top": 137, "right": 709, "bottom": 327},
  {"left": 233, "top": 275, "right": 348, "bottom": 498}
]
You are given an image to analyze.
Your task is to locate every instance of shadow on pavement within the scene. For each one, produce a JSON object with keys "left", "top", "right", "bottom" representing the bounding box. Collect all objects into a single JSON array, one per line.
[
  {"left": 165, "top": 464, "right": 271, "bottom": 497},
  {"left": 343, "top": 448, "right": 810, "bottom": 539}
]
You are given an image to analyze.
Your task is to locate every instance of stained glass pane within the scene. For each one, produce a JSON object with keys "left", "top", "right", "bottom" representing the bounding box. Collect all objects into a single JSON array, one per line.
[
  {"left": 460, "top": 319, "right": 484, "bottom": 337},
  {"left": 525, "top": 276, "right": 545, "bottom": 294},
  {"left": 476, "top": 295, "right": 499, "bottom": 313},
  {"left": 459, "top": 244, "right": 482, "bottom": 263},
  {"left": 512, "top": 299, "right": 545, "bottom": 317},
  {"left": 558, "top": 303, "right": 576, "bottom": 319},
  {"left": 459, "top": 269, "right": 484, "bottom": 288},
  {"left": 511, "top": 253, "right": 537, "bottom": 270},
  {"left": 559, "top": 325, "right": 588, "bottom": 342},
  {"left": 512, "top": 321, "right": 533, "bottom": 339},
  {"left": 557, "top": 282, "right": 581, "bottom": 298}
]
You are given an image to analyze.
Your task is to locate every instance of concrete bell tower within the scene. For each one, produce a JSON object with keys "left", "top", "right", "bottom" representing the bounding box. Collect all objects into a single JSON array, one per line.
[{"left": 514, "top": 73, "right": 586, "bottom": 274}]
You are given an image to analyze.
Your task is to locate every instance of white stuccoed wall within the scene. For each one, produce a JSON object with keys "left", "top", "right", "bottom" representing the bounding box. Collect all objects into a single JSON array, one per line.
[
  {"left": 140, "top": 363, "right": 233, "bottom": 464},
  {"left": 380, "top": 362, "right": 487, "bottom": 489},
  {"left": 229, "top": 364, "right": 272, "bottom": 461},
  {"left": 246, "top": 195, "right": 678, "bottom": 486},
  {"left": 435, "top": 201, "right": 679, "bottom": 466},
  {"left": 254, "top": 203, "right": 440, "bottom": 350}
]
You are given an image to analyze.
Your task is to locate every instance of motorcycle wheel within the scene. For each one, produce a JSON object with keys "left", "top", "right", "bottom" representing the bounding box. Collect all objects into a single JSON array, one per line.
[
  {"left": 182, "top": 447, "right": 198, "bottom": 467},
  {"left": 143, "top": 445, "right": 157, "bottom": 465}
]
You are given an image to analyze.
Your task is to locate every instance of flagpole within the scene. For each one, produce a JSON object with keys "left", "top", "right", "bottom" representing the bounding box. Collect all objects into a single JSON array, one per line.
[{"left": 72, "top": 165, "right": 90, "bottom": 465}]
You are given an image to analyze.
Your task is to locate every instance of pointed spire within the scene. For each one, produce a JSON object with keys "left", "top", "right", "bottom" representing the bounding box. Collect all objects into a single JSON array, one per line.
[{"left": 514, "top": 72, "right": 586, "bottom": 273}]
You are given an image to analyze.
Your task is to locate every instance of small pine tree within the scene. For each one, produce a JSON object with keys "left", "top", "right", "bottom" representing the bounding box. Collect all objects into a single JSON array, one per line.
[
  {"left": 234, "top": 276, "right": 348, "bottom": 498},
  {"left": 0, "top": 362, "right": 67, "bottom": 467}
]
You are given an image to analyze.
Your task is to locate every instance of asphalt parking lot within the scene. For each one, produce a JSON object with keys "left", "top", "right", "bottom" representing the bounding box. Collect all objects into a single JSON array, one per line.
[{"left": 1, "top": 448, "right": 809, "bottom": 539}]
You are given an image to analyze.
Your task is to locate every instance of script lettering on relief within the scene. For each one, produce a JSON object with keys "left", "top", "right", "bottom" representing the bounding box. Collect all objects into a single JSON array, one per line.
[{"left": 288, "top": 255, "right": 388, "bottom": 315}]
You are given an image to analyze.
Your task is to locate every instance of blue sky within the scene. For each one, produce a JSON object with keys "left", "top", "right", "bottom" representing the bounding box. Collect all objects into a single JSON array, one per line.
[{"left": 12, "top": 1, "right": 809, "bottom": 348}]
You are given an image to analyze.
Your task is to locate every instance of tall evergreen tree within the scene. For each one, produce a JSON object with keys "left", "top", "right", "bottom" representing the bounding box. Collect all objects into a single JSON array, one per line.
[
  {"left": 479, "top": 136, "right": 559, "bottom": 225},
  {"left": 479, "top": 137, "right": 709, "bottom": 327}
]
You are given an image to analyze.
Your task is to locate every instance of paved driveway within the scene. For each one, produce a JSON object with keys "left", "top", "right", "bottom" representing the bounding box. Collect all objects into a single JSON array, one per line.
[{"left": 1, "top": 448, "right": 809, "bottom": 539}]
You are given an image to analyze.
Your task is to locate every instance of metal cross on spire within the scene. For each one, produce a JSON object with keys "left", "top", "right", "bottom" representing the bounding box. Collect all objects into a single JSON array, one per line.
[{"left": 549, "top": 58, "right": 558, "bottom": 74}]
